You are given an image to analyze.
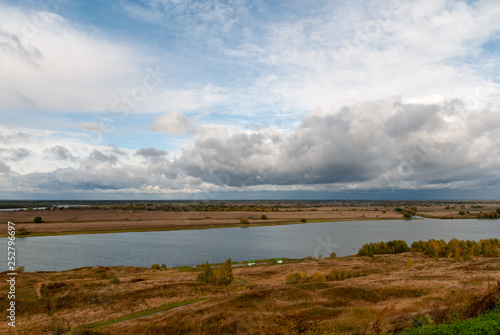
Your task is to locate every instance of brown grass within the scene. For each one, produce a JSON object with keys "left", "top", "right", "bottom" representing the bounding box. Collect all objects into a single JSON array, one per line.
[
  {"left": 4, "top": 200, "right": 499, "bottom": 237},
  {"left": 1, "top": 252, "right": 499, "bottom": 334}
]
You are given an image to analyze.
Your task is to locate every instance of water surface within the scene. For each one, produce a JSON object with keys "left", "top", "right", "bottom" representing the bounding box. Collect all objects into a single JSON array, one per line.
[{"left": 1, "top": 218, "right": 498, "bottom": 271}]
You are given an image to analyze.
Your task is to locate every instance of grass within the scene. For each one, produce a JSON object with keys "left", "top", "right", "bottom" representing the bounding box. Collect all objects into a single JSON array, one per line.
[
  {"left": 401, "top": 305, "right": 500, "bottom": 334},
  {"left": 1, "top": 251, "right": 499, "bottom": 334},
  {"left": 77, "top": 299, "right": 206, "bottom": 330}
]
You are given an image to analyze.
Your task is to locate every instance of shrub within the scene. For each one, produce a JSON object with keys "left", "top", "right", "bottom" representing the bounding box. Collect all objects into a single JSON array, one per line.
[
  {"left": 109, "top": 277, "right": 120, "bottom": 284},
  {"left": 240, "top": 218, "right": 250, "bottom": 224},
  {"left": 17, "top": 227, "right": 29, "bottom": 235},
  {"left": 358, "top": 240, "right": 409, "bottom": 256},
  {"left": 285, "top": 272, "right": 304, "bottom": 285},
  {"left": 160, "top": 264, "right": 167, "bottom": 270},
  {"left": 458, "top": 210, "right": 466, "bottom": 215},
  {"left": 330, "top": 251, "right": 337, "bottom": 258},
  {"left": 406, "top": 257, "right": 414, "bottom": 269},
  {"left": 33, "top": 216, "right": 43, "bottom": 223},
  {"left": 151, "top": 264, "right": 160, "bottom": 270},
  {"left": 260, "top": 214, "right": 268, "bottom": 220},
  {"left": 310, "top": 272, "right": 327, "bottom": 283},
  {"left": 215, "top": 259, "right": 233, "bottom": 286},
  {"left": 411, "top": 314, "right": 433, "bottom": 328},
  {"left": 300, "top": 218, "right": 307, "bottom": 223},
  {"left": 402, "top": 209, "right": 413, "bottom": 218},
  {"left": 197, "top": 261, "right": 214, "bottom": 284},
  {"left": 16, "top": 266, "right": 25, "bottom": 272}
]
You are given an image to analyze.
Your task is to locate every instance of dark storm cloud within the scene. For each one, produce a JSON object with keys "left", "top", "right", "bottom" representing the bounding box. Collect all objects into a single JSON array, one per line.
[{"left": 169, "top": 99, "right": 500, "bottom": 190}]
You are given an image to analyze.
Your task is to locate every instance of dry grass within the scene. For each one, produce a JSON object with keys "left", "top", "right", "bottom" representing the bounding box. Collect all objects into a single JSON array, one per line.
[
  {"left": 1, "top": 252, "right": 499, "bottom": 334},
  {"left": 1, "top": 201, "right": 499, "bottom": 236}
]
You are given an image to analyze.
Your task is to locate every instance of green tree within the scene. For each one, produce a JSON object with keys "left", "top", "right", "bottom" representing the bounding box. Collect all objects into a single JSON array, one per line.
[
  {"left": 33, "top": 216, "right": 43, "bottom": 223},
  {"left": 17, "top": 227, "right": 29, "bottom": 235},
  {"left": 216, "top": 259, "right": 233, "bottom": 286},
  {"left": 197, "top": 261, "right": 214, "bottom": 284},
  {"left": 151, "top": 264, "right": 160, "bottom": 270}
]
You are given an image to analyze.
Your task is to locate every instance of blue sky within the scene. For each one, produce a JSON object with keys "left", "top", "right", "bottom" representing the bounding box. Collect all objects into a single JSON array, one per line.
[{"left": 0, "top": 0, "right": 499, "bottom": 199}]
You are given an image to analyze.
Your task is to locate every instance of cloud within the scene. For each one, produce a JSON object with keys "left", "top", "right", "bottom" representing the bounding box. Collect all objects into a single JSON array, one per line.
[
  {"left": 149, "top": 110, "right": 193, "bottom": 134},
  {"left": 169, "top": 99, "right": 500, "bottom": 191},
  {"left": 0, "top": 4, "right": 143, "bottom": 112},
  {"left": 44, "top": 145, "right": 76, "bottom": 161},
  {"left": 2, "top": 98, "right": 499, "bottom": 198},
  {"left": 0, "top": 161, "right": 11, "bottom": 174}
]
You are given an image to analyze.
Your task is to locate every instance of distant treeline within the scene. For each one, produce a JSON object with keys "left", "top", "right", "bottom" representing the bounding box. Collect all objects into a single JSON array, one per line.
[{"left": 359, "top": 238, "right": 500, "bottom": 258}]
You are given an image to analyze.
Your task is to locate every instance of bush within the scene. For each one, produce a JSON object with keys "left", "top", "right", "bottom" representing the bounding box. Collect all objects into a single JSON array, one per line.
[
  {"left": 151, "top": 264, "right": 160, "bottom": 270},
  {"left": 458, "top": 210, "right": 466, "bottom": 215},
  {"left": 17, "top": 227, "right": 29, "bottom": 235},
  {"left": 285, "top": 272, "right": 304, "bottom": 284},
  {"left": 197, "top": 259, "right": 233, "bottom": 286},
  {"left": 33, "top": 216, "right": 43, "bottom": 223},
  {"left": 16, "top": 266, "right": 25, "bottom": 272},
  {"left": 215, "top": 259, "right": 233, "bottom": 286},
  {"left": 300, "top": 218, "right": 307, "bottom": 223},
  {"left": 330, "top": 251, "right": 337, "bottom": 258},
  {"left": 310, "top": 272, "right": 327, "bottom": 283},
  {"left": 109, "top": 277, "right": 120, "bottom": 284},
  {"left": 358, "top": 240, "right": 410, "bottom": 256},
  {"left": 406, "top": 257, "right": 414, "bottom": 269},
  {"left": 240, "top": 218, "right": 249, "bottom": 224},
  {"left": 160, "top": 264, "right": 167, "bottom": 270},
  {"left": 197, "top": 261, "right": 214, "bottom": 284},
  {"left": 260, "top": 214, "right": 268, "bottom": 220}
]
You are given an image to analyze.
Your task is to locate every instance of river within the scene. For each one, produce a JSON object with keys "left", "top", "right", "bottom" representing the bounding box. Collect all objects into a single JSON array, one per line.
[{"left": 1, "top": 218, "right": 498, "bottom": 271}]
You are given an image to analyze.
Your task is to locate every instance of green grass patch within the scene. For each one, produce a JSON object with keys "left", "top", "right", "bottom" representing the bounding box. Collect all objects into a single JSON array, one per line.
[
  {"left": 78, "top": 299, "right": 205, "bottom": 330},
  {"left": 400, "top": 305, "right": 500, "bottom": 334}
]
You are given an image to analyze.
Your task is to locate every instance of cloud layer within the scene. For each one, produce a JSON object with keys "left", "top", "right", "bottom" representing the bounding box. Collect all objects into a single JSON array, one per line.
[{"left": 1, "top": 99, "right": 499, "bottom": 198}]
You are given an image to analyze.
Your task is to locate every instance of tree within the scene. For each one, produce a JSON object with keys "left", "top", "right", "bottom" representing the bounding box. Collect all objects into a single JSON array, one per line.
[
  {"left": 151, "top": 264, "right": 160, "bottom": 270},
  {"left": 216, "top": 259, "right": 233, "bottom": 286},
  {"left": 33, "top": 216, "right": 43, "bottom": 223},
  {"left": 17, "top": 227, "right": 29, "bottom": 235},
  {"left": 197, "top": 261, "right": 214, "bottom": 283},
  {"left": 240, "top": 218, "right": 249, "bottom": 224},
  {"left": 260, "top": 214, "right": 268, "bottom": 220}
]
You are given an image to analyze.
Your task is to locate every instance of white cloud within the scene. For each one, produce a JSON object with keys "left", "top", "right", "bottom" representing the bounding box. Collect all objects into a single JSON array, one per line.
[{"left": 149, "top": 110, "right": 192, "bottom": 134}]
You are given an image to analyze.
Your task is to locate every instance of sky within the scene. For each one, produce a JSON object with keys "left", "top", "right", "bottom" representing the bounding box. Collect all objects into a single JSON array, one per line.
[{"left": 0, "top": 0, "right": 499, "bottom": 200}]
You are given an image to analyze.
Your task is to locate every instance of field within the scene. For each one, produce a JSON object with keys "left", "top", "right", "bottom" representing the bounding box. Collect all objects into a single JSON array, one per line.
[
  {"left": 1, "top": 200, "right": 499, "bottom": 237},
  {"left": 1, "top": 251, "right": 499, "bottom": 334}
]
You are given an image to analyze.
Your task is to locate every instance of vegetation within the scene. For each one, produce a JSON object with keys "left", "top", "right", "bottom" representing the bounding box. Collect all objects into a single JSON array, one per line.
[
  {"left": 477, "top": 211, "right": 499, "bottom": 219},
  {"left": 33, "top": 216, "right": 43, "bottom": 223},
  {"left": 240, "top": 217, "right": 250, "bottom": 224},
  {"left": 109, "top": 277, "right": 120, "bottom": 284},
  {"left": 402, "top": 305, "right": 500, "bottom": 334},
  {"left": 285, "top": 268, "right": 363, "bottom": 284},
  {"left": 260, "top": 214, "right": 268, "bottom": 220},
  {"left": 197, "top": 259, "right": 233, "bottom": 286},
  {"left": 411, "top": 238, "right": 500, "bottom": 258},
  {"left": 151, "top": 264, "right": 160, "bottom": 270},
  {"left": 17, "top": 226, "right": 29, "bottom": 235},
  {"left": 358, "top": 240, "right": 410, "bottom": 256}
]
